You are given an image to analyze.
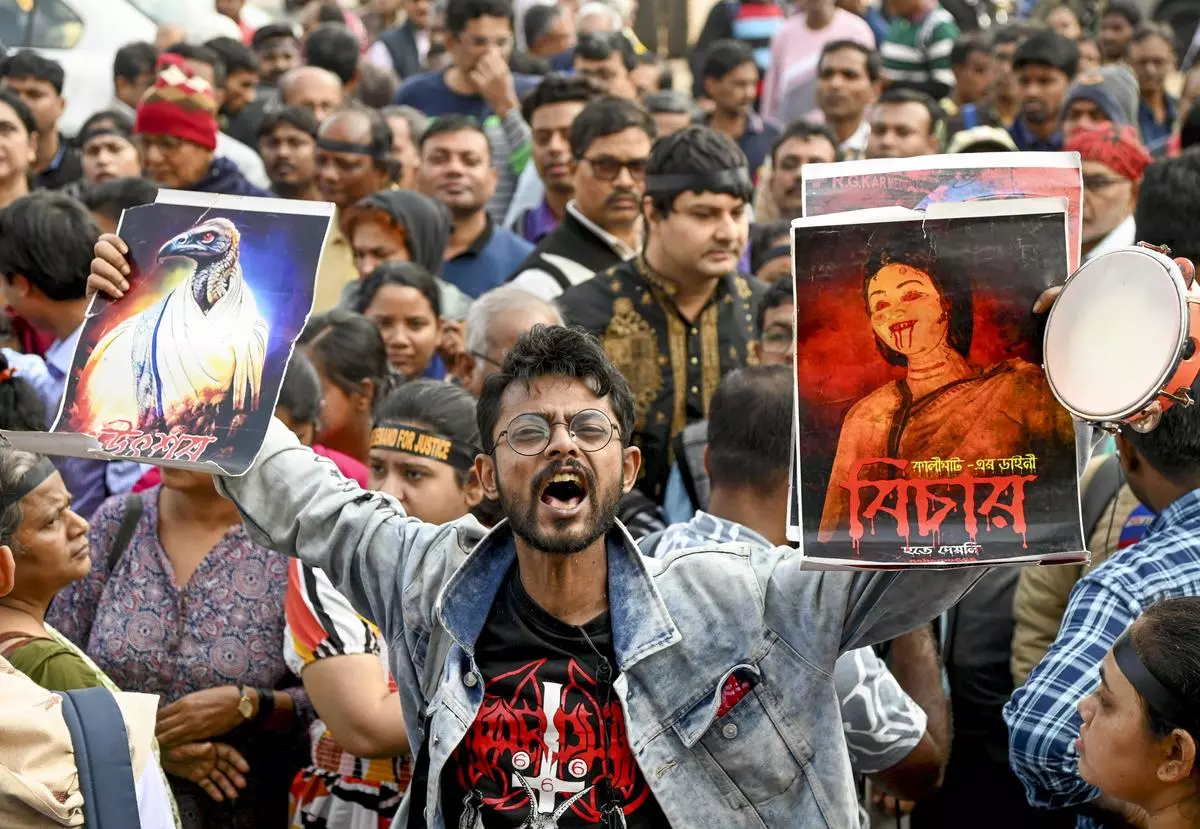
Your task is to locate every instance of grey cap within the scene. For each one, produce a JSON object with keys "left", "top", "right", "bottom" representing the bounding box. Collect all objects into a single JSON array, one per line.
[{"left": 1062, "top": 64, "right": 1140, "bottom": 126}]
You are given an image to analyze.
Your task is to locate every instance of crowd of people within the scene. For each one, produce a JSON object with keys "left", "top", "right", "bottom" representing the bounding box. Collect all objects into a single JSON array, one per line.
[{"left": 3, "top": 0, "right": 1200, "bottom": 828}]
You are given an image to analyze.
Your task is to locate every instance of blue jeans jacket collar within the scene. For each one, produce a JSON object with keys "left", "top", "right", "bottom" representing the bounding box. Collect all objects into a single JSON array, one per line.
[{"left": 435, "top": 519, "right": 682, "bottom": 667}]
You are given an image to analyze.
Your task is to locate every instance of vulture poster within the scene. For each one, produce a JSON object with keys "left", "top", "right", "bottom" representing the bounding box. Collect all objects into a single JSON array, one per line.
[{"left": 5, "top": 190, "right": 333, "bottom": 475}]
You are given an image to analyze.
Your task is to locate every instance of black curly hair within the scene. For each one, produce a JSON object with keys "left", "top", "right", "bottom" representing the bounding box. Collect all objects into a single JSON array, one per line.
[{"left": 477, "top": 325, "right": 634, "bottom": 453}]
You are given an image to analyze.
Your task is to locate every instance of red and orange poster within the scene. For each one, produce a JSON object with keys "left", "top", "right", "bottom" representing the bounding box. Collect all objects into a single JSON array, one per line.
[{"left": 788, "top": 199, "right": 1085, "bottom": 568}]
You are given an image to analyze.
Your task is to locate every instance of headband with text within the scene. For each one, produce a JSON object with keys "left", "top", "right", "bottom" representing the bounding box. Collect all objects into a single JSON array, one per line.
[{"left": 370, "top": 422, "right": 479, "bottom": 470}]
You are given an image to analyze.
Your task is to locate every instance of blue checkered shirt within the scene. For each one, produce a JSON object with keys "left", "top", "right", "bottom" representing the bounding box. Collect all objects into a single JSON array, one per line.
[{"left": 1004, "top": 487, "right": 1200, "bottom": 828}]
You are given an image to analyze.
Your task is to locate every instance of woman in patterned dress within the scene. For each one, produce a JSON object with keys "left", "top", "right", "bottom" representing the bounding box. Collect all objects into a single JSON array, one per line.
[
  {"left": 47, "top": 461, "right": 313, "bottom": 829},
  {"left": 286, "top": 379, "right": 486, "bottom": 828}
]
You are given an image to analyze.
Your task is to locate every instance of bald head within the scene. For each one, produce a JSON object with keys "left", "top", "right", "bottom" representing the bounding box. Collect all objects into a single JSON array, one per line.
[{"left": 279, "top": 66, "right": 344, "bottom": 124}]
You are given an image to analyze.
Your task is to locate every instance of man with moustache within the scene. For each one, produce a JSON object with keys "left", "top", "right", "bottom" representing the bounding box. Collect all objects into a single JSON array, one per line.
[
  {"left": 257, "top": 105, "right": 321, "bottom": 201},
  {"left": 97, "top": 235, "right": 995, "bottom": 827},
  {"left": 509, "top": 96, "right": 653, "bottom": 300},
  {"left": 560, "top": 125, "right": 763, "bottom": 504},
  {"left": 815, "top": 39, "right": 882, "bottom": 161},
  {"left": 312, "top": 106, "right": 396, "bottom": 311},
  {"left": 866, "top": 87, "right": 944, "bottom": 159},
  {"left": 766, "top": 121, "right": 839, "bottom": 223}
]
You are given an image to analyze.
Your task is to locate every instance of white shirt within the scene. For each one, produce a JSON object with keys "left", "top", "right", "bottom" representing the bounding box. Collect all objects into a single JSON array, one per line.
[
  {"left": 135, "top": 756, "right": 177, "bottom": 829},
  {"left": 1083, "top": 214, "right": 1136, "bottom": 262},
  {"left": 215, "top": 132, "right": 270, "bottom": 190},
  {"left": 840, "top": 119, "right": 871, "bottom": 159}
]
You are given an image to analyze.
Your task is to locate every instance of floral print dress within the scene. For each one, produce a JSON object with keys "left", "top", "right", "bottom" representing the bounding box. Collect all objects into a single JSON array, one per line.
[{"left": 48, "top": 487, "right": 313, "bottom": 829}]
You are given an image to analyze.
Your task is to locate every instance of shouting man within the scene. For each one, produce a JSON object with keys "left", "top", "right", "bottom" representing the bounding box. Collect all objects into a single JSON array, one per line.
[{"left": 87, "top": 232, "right": 995, "bottom": 829}]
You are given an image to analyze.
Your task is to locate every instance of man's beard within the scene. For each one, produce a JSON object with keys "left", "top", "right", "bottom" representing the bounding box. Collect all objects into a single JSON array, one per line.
[{"left": 498, "top": 462, "right": 623, "bottom": 555}]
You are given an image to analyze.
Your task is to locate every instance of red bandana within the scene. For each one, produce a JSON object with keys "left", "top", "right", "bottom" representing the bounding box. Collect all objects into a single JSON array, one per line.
[{"left": 1065, "top": 122, "right": 1153, "bottom": 183}]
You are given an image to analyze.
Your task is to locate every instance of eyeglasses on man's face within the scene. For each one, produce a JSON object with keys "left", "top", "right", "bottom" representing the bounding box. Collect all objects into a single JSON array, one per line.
[
  {"left": 493, "top": 409, "right": 619, "bottom": 456},
  {"left": 582, "top": 155, "right": 649, "bottom": 182}
]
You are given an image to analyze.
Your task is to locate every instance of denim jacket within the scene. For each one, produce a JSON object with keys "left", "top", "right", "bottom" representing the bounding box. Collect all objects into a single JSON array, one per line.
[{"left": 219, "top": 420, "right": 984, "bottom": 828}]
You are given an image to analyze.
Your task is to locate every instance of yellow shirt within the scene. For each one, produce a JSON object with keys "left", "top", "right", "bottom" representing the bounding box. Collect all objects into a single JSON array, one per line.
[{"left": 312, "top": 217, "right": 358, "bottom": 313}]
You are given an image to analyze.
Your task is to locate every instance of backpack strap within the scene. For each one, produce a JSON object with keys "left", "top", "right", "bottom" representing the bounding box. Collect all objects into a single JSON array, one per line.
[
  {"left": 962, "top": 102, "right": 979, "bottom": 129},
  {"left": 59, "top": 687, "right": 141, "bottom": 829},
  {"left": 672, "top": 421, "right": 711, "bottom": 513},
  {"left": 106, "top": 494, "right": 144, "bottom": 574}
]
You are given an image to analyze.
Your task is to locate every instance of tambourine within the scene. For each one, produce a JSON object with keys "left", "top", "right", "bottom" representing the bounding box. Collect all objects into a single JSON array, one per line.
[{"left": 1043, "top": 243, "right": 1200, "bottom": 433}]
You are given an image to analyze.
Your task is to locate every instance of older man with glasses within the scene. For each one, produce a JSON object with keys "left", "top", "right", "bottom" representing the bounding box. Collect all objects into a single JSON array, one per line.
[{"left": 508, "top": 96, "right": 654, "bottom": 300}]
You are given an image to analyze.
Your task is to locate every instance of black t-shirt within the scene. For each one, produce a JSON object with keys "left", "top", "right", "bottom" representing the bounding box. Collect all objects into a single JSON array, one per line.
[{"left": 441, "top": 567, "right": 669, "bottom": 828}]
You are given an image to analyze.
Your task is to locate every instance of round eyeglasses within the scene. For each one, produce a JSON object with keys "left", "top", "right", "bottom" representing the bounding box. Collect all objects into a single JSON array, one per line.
[{"left": 494, "top": 409, "right": 619, "bottom": 456}]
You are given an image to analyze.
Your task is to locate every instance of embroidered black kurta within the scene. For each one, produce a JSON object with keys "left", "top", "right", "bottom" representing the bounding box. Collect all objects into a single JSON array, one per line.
[{"left": 560, "top": 258, "right": 764, "bottom": 503}]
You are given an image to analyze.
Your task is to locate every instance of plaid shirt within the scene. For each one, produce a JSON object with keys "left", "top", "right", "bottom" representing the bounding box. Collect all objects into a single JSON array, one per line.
[{"left": 1004, "top": 487, "right": 1200, "bottom": 827}]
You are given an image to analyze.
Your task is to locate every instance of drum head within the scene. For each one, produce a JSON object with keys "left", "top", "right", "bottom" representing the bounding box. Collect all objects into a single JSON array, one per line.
[{"left": 1044, "top": 247, "right": 1188, "bottom": 421}]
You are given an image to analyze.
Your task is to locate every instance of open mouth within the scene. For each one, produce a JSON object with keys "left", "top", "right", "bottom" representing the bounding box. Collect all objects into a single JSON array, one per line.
[
  {"left": 539, "top": 468, "right": 590, "bottom": 513},
  {"left": 889, "top": 319, "right": 916, "bottom": 349}
]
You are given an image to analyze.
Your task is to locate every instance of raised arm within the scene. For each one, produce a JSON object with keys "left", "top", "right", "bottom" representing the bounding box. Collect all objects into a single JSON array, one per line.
[
  {"left": 88, "top": 234, "right": 486, "bottom": 634},
  {"left": 216, "top": 418, "right": 483, "bottom": 635},
  {"left": 761, "top": 547, "right": 986, "bottom": 673}
]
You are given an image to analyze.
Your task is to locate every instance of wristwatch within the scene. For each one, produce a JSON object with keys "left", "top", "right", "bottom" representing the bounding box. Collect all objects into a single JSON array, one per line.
[{"left": 237, "top": 686, "right": 256, "bottom": 721}]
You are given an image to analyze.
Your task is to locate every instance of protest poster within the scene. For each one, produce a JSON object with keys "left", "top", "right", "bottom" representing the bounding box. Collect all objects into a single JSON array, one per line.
[
  {"left": 2, "top": 189, "right": 332, "bottom": 475},
  {"left": 802, "top": 152, "right": 1084, "bottom": 271},
  {"left": 788, "top": 199, "right": 1086, "bottom": 568}
]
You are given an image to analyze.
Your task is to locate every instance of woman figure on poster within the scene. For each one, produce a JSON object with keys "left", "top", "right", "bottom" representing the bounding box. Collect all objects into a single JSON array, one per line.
[{"left": 817, "top": 232, "right": 1076, "bottom": 542}]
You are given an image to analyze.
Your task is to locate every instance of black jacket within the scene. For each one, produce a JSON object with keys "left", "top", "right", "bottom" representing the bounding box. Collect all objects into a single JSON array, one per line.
[
  {"left": 507, "top": 209, "right": 626, "bottom": 292},
  {"left": 379, "top": 21, "right": 424, "bottom": 80}
]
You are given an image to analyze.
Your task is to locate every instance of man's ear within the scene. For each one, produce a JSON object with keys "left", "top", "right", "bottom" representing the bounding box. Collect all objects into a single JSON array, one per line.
[
  {"left": 622, "top": 443, "right": 641, "bottom": 495},
  {"left": 448, "top": 349, "right": 477, "bottom": 391},
  {"left": 6, "top": 273, "right": 32, "bottom": 299},
  {"left": 357, "top": 377, "right": 377, "bottom": 411},
  {"left": 1115, "top": 431, "right": 1140, "bottom": 479},
  {"left": 0, "top": 544, "right": 14, "bottom": 599},
  {"left": 476, "top": 453, "right": 500, "bottom": 500},
  {"left": 642, "top": 194, "right": 660, "bottom": 228},
  {"left": 702, "top": 443, "right": 711, "bottom": 478},
  {"left": 464, "top": 467, "right": 486, "bottom": 508}
]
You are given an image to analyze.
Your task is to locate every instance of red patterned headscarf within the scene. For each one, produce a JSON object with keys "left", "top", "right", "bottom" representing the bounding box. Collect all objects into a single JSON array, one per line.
[{"left": 1065, "top": 122, "right": 1153, "bottom": 183}]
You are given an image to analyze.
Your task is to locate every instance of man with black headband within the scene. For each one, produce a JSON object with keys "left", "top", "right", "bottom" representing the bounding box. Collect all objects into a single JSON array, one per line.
[
  {"left": 91, "top": 230, "right": 992, "bottom": 827},
  {"left": 559, "top": 125, "right": 762, "bottom": 504},
  {"left": 1006, "top": 390, "right": 1200, "bottom": 828},
  {"left": 311, "top": 106, "right": 395, "bottom": 312}
]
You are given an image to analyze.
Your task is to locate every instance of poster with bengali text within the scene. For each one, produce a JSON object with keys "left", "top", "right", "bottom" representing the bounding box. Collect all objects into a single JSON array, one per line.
[{"left": 789, "top": 199, "right": 1085, "bottom": 568}]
